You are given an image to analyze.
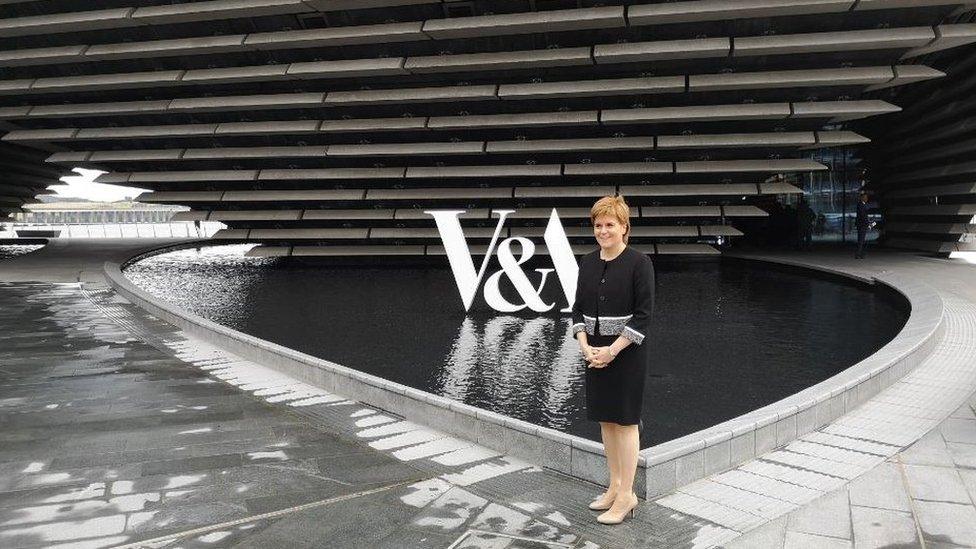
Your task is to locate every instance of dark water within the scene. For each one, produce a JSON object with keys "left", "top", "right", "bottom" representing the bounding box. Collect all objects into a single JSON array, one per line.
[
  {"left": 0, "top": 245, "right": 43, "bottom": 261},
  {"left": 125, "top": 245, "right": 908, "bottom": 447}
]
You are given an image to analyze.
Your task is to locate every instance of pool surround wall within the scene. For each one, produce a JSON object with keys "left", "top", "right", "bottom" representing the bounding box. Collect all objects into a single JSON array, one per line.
[{"left": 104, "top": 245, "right": 944, "bottom": 499}]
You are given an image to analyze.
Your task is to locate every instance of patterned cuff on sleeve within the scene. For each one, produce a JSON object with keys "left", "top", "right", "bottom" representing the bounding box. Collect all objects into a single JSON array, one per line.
[
  {"left": 571, "top": 322, "right": 586, "bottom": 336},
  {"left": 622, "top": 326, "right": 645, "bottom": 345}
]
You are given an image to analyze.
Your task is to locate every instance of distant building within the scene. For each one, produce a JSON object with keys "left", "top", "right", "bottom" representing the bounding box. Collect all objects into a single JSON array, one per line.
[{"left": 15, "top": 201, "right": 187, "bottom": 225}]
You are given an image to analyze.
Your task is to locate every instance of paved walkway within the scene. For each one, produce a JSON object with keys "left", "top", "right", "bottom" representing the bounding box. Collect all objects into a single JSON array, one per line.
[
  {"left": 0, "top": 241, "right": 729, "bottom": 548},
  {"left": 719, "top": 247, "right": 976, "bottom": 548},
  {"left": 0, "top": 240, "right": 973, "bottom": 548}
]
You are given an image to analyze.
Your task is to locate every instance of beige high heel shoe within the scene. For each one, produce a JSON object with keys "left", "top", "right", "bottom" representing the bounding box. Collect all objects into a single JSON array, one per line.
[
  {"left": 596, "top": 496, "right": 639, "bottom": 525},
  {"left": 588, "top": 493, "right": 615, "bottom": 511}
]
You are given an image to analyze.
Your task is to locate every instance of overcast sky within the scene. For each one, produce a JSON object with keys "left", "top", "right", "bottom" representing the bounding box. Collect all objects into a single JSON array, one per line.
[{"left": 50, "top": 167, "right": 150, "bottom": 202}]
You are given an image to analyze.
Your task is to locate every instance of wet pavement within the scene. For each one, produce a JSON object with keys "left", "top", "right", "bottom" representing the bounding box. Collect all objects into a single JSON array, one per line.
[
  {"left": 1, "top": 239, "right": 974, "bottom": 548},
  {"left": 0, "top": 241, "right": 721, "bottom": 548}
]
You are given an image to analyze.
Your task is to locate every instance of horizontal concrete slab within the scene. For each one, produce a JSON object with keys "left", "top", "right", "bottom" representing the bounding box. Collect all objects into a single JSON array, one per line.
[
  {"left": 286, "top": 57, "right": 407, "bottom": 78},
  {"left": 127, "top": 170, "right": 259, "bottom": 182},
  {"left": 137, "top": 191, "right": 224, "bottom": 202},
  {"left": 735, "top": 27, "right": 935, "bottom": 57},
  {"left": 428, "top": 111, "right": 598, "bottom": 129},
  {"left": 367, "top": 188, "right": 511, "bottom": 199},
  {"left": 641, "top": 206, "right": 721, "bottom": 217},
  {"left": 245, "top": 22, "right": 425, "bottom": 49},
  {"left": 319, "top": 117, "right": 427, "bottom": 132},
  {"left": 595, "top": 37, "right": 730, "bottom": 63},
  {"left": 215, "top": 120, "right": 319, "bottom": 135},
  {"left": 0, "top": 44, "right": 86, "bottom": 66},
  {"left": 324, "top": 85, "right": 498, "bottom": 105},
  {"left": 170, "top": 93, "right": 325, "bottom": 111},
  {"left": 405, "top": 47, "right": 592, "bottom": 73},
  {"left": 422, "top": 6, "right": 625, "bottom": 39},
  {"left": 700, "top": 225, "right": 745, "bottom": 236},
  {"left": 602, "top": 103, "right": 792, "bottom": 124},
  {"left": 564, "top": 162, "right": 672, "bottom": 175},
  {"left": 207, "top": 210, "right": 302, "bottom": 221},
  {"left": 30, "top": 100, "right": 174, "bottom": 117},
  {"left": 370, "top": 227, "right": 496, "bottom": 239},
  {"left": 181, "top": 146, "right": 328, "bottom": 159},
  {"left": 498, "top": 76, "right": 685, "bottom": 100},
  {"left": 86, "top": 34, "right": 247, "bottom": 60},
  {"left": 394, "top": 209, "right": 490, "bottom": 220},
  {"left": 0, "top": 7, "right": 136, "bottom": 38},
  {"left": 181, "top": 64, "right": 290, "bottom": 85},
  {"left": 487, "top": 137, "right": 653, "bottom": 153},
  {"left": 77, "top": 124, "right": 218, "bottom": 139},
  {"left": 88, "top": 149, "right": 184, "bottom": 161},
  {"left": 130, "top": 0, "right": 311, "bottom": 25},
  {"left": 791, "top": 100, "right": 901, "bottom": 121},
  {"left": 302, "top": 209, "right": 395, "bottom": 219},
  {"left": 328, "top": 142, "right": 484, "bottom": 156},
  {"left": 676, "top": 159, "right": 827, "bottom": 173},
  {"left": 627, "top": 0, "right": 854, "bottom": 25},
  {"left": 30, "top": 70, "right": 185, "bottom": 93},
  {"left": 224, "top": 190, "right": 364, "bottom": 201},
  {"left": 258, "top": 168, "right": 405, "bottom": 180},
  {"left": 405, "top": 165, "right": 561, "bottom": 178},
  {"left": 248, "top": 228, "right": 369, "bottom": 239},
  {"left": 657, "top": 132, "right": 816, "bottom": 148},
  {"left": 621, "top": 184, "right": 759, "bottom": 196},
  {"left": 723, "top": 205, "right": 769, "bottom": 217},
  {"left": 690, "top": 66, "right": 895, "bottom": 91},
  {"left": 514, "top": 186, "right": 615, "bottom": 198},
  {"left": 289, "top": 245, "right": 426, "bottom": 256}
]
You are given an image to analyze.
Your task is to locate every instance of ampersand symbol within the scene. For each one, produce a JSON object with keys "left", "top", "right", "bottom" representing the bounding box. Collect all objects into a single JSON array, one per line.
[{"left": 482, "top": 237, "right": 555, "bottom": 313}]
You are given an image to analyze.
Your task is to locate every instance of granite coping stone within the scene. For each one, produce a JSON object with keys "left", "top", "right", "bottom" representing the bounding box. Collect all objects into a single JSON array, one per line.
[{"left": 104, "top": 243, "right": 945, "bottom": 499}]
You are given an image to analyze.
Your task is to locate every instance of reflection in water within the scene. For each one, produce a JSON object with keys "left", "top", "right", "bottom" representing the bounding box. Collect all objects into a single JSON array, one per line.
[
  {"left": 0, "top": 244, "right": 44, "bottom": 260},
  {"left": 126, "top": 245, "right": 909, "bottom": 447},
  {"left": 436, "top": 317, "right": 583, "bottom": 432}
]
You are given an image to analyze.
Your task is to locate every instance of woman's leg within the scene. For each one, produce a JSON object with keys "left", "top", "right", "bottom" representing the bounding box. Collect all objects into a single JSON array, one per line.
[
  {"left": 599, "top": 423, "right": 640, "bottom": 519},
  {"left": 615, "top": 423, "right": 640, "bottom": 498},
  {"left": 596, "top": 422, "right": 620, "bottom": 501}
]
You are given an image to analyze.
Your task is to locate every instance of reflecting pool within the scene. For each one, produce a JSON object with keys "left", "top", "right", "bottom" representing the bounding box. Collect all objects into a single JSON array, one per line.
[{"left": 125, "top": 245, "right": 908, "bottom": 447}]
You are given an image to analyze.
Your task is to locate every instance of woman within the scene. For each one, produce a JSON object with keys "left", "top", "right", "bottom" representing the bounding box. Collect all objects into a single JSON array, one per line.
[{"left": 571, "top": 195, "right": 655, "bottom": 525}]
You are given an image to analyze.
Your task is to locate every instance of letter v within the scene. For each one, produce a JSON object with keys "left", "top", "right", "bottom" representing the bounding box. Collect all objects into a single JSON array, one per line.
[{"left": 425, "top": 210, "right": 514, "bottom": 311}]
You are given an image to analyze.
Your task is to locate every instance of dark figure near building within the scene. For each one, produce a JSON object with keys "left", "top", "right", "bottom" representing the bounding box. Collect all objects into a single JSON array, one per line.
[
  {"left": 815, "top": 213, "right": 827, "bottom": 237},
  {"left": 797, "top": 197, "right": 816, "bottom": 250},
  {"left": 784, "top": 204, "right": 798, "bottom": 249},
  {"left": 855, "top": 191, "right": 871, "bottom": 259}
]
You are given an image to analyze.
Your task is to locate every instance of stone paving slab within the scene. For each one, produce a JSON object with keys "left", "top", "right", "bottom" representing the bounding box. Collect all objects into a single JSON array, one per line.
[{"left": 719, "top": 249, "right": 976, "bottom": 549}]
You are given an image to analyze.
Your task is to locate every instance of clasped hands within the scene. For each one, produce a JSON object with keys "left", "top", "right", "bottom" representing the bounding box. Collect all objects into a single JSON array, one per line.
[{"left": 580, "top": 344, "right": 614, "bottom": 368}]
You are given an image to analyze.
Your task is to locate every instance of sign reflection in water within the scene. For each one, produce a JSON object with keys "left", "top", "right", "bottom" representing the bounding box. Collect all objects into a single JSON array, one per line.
[{"left": 438, "top": 316, "right": 583, "bottom": 432}]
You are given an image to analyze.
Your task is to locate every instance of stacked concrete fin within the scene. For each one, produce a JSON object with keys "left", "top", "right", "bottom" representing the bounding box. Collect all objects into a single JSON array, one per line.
[
  {"left": 860, "top": 7, "right": 976, "bottom": 255},
  {"left": 2, "top": 0, "right": 974, "bottom": 256}
]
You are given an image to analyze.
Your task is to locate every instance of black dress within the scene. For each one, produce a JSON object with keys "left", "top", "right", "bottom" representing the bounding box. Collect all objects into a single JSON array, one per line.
[{"left": 571, "top": 246, "right": 655, "bottom": 425}]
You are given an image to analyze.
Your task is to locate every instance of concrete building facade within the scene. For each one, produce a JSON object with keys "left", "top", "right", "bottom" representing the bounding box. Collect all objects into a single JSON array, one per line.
[{"left": 1, "top": 0, "right": 975, "bottom": 256}]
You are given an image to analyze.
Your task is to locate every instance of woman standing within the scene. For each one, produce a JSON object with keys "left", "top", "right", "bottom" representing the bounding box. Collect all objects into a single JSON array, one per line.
[{"left": 571, "top": 195, "right": 655, "bottom": 525}]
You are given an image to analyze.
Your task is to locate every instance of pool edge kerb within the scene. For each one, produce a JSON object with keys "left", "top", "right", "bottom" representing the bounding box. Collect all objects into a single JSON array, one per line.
[{"left": 102, "top": 247, "right": 944, "bottom": 500}]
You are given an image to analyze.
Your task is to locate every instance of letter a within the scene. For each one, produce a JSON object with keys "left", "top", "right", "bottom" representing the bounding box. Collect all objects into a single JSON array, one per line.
[{"left": 544, "top": 209, "right": 579, "bottom": 313}]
